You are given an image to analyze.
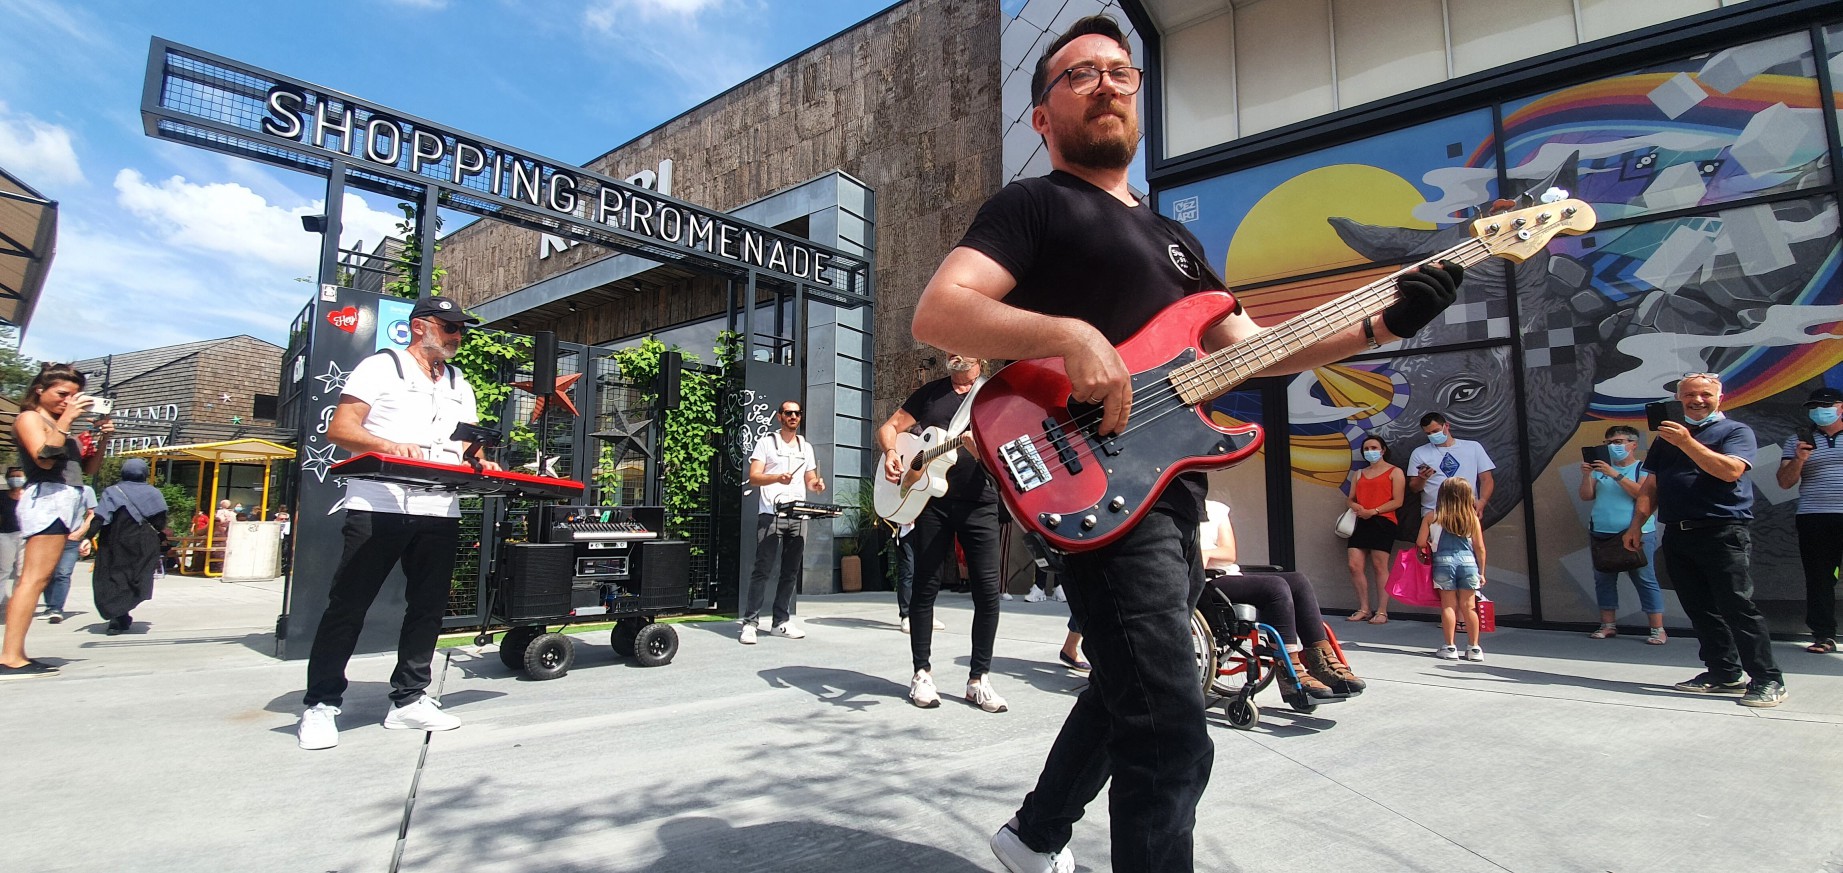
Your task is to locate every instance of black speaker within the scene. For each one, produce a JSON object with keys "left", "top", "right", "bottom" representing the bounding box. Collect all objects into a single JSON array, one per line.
[
  {"left": 499, "top": 543, "right": 574, "bottom": 621},
  {"left": 659, "top": 350, "right": 682, "bottom": 410},
  {"left": 531, "top": 330, "right": 557, "bottom": 396},
  {"left": 633, "top": 539, "right": 691, "bottom": 610}
]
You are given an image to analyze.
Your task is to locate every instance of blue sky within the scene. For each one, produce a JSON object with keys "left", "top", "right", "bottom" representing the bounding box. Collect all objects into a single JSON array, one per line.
[{"left": 0, "top": 0, "right": 897, "bottom": 361}]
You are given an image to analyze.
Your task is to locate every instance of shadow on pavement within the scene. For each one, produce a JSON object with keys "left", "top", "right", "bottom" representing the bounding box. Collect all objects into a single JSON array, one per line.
[{"left": 757, "top": 665, "right": 907, "bottom": 711}]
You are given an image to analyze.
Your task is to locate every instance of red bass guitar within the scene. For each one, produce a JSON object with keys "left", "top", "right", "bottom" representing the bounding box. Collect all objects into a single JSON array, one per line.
[{"left": 969, "top": 198, "right": 1596, "bottom": 553}]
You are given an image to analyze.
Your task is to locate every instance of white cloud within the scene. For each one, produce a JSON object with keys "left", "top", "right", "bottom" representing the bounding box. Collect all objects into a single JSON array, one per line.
[
  {"left": 584, "top": 0, "right": 728, "bottom": 27},
  {"left": 0, "top": 101, "right": 84, "bottom": 189},
  {"left": 112, "top": 169, "right": 402, "bottom": 269},
  {"left": 580, "top": 0, "right": 766, "bottom": 101}
]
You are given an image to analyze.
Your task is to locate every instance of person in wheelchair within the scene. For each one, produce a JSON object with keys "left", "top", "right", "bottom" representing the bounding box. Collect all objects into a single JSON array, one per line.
[{"left": 1200, "top": 500, "right": 1366, "bottom": 701}]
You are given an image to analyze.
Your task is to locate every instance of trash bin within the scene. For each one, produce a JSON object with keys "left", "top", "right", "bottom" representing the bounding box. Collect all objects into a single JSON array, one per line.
[{"left": 223, "top": 521, "right": 283, "bottom": 580}]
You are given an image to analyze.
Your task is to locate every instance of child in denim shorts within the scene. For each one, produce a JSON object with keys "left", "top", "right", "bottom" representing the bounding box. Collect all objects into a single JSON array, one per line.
[{"left": 1417, "top": 477, "right": 1487, "bottom": 662}]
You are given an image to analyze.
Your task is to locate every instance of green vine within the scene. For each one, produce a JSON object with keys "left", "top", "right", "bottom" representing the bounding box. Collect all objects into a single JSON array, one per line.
[
  {"left": 383, "top": 200, "right": 528, "bottom": 423},
  {"left": 606, "top": 337, "right": 725, "bottom": 540}
]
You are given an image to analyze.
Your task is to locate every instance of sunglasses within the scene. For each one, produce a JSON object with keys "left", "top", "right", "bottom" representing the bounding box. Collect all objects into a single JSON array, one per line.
[
  {"left": 780, "top": 410, "right": 803, "bottom": 417},
  {"left": 436, "top": 321, "right": 466, "bottom": 336}
]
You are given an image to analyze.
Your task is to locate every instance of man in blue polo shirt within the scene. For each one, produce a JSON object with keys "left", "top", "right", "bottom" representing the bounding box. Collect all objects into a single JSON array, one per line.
[
  {"left": 1777, "top": 385, "right": 1843, "bottom": 655},
  {"left": 1625, "top": 373, "right": 1786, "bottom": 707}
]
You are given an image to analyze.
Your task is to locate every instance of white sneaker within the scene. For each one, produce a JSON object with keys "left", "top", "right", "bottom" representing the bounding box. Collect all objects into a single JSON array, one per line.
[
  {"left": 1465, "top": 645, "right": 1485, "bottom": 662},
  {"left": 900, "top": 616, "right": 911, "bottom": 634},
  {"left": 740, "top": 623, "right": 757, "bottom": 644},
  {"left": 990, "top": 819, "right": 1073, "bottom": 873},
  {"left": 1053, "top": 586, "right": 1067, "bottom": 603},
  {"left": 770, "top": 622, "right": 806, "bottom": 639},
  {"left": 967, "top": 676, "right": 1009, "bottom": 713},
  {"left": 382, "top": 696, "right": 461, "bottom": 731},
  {"left": 1000, "top": 591, "right": 1014, "bottom": 601},
  {"left": 1435, "top": 645, "right": 1460, "bottom": 660},
  {"left": 932, "top": 617, "right": 946, "bottom": 631},
  {"left": 1024, "top": 586, "right": 1048, "bottom": 603},
  {"left": 909, "top": 670, "right": 940, "bottom": 708},
  {"left": 297, "top": 703, "right": 340, "bottom": 750}
]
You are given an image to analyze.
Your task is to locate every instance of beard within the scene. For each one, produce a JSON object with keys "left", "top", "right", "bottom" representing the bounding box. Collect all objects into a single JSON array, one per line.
[
  {"left": 418, "top": 330, "right": 459, "bottom": 362},
  {"left": 1052, "top": 101, "right": 1139, "bottom": 171}
]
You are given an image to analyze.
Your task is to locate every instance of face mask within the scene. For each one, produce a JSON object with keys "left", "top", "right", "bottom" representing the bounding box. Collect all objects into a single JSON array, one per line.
[
  {"left": 1362, "top": 449, "right": 1383, "bottom": 463},
  {"left": 1427, "top": 431, "right": 1448, "bottom": 446},
  {"left": 1812, "top": 406, "right": 1841, "bottom": 427},
  {"left": 6, "top": 476, "right": 22, "bottom": 489},
  {"left": 1607, "top": 444, "right": 1630, "bottom": 461},
  {"left": 1684, "top": 411, "right": 1721, "bottom": 427}
]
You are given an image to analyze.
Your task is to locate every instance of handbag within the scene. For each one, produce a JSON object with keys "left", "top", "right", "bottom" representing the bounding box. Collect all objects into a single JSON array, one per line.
[
  {"left": 1385, "top": 547, "right": 1440, "bottom": 607},
  {"left": 1334, "top": 508, "right": 1357, "bottom": 538},
  {"left": 1590, "top": 533, "right": 1646, "bottom": 573}
]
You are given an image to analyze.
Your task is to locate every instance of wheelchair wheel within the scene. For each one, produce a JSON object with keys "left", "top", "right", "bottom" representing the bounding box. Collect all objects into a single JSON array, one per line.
[
  {"left": 1225, "top": 697, "right": 1260, "bottom": 730},
  {"left": 1190, "top": 609, "right": 1219, "bottom": 699}
]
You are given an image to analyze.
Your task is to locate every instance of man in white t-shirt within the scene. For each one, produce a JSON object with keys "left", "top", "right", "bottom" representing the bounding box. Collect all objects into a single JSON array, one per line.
[
  {"left": 298, "top": 295, "right": 498, "bottom": 751},
  {"left": 739, "top": 399, "right": 825, "bottom": 644},
  {"left": 1407, "top": 412, "right": 1496, "bottom": 515}
]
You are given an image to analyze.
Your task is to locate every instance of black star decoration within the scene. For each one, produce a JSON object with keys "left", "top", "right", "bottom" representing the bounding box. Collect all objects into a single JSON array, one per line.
[{"left": 590, "top": 405, "right": 653, "bottom": 464}]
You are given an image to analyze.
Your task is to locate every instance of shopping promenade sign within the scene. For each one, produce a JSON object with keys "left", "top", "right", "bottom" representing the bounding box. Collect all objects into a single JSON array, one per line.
[{"left": 139, "top": 38, "right": 869, "bottom": 305}]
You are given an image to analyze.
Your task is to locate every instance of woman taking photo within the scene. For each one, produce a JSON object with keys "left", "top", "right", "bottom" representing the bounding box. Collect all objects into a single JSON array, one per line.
[
  {"left": 3, "top": 364, "right": 111, "bottom": 677},
  {"left": 1344, "top": 433, "right": 1405, "bottom": 624}
]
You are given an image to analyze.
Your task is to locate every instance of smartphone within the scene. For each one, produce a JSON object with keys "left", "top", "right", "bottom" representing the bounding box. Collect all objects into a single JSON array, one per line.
[
  {"left": 1645, "top": 400, "right": 1684, "bottom": 431},
  {"left": 1798, "top": 424, "right": 1817, "bottom": 448},
  {"left": 1581, "top": 445, "right": 1612, "bottom": 465},
  {"left": 89, "top": 396, "right": 115, "bottom": 416}
]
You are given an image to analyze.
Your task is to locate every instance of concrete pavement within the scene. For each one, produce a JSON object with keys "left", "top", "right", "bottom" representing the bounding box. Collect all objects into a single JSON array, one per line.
[{"left": 2, "top": 564, "right": 1840, "bottom": 872}]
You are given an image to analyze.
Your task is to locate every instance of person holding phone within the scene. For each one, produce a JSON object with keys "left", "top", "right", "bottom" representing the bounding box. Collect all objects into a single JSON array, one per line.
[
  {"left": 1626, "top": 373, "right": 1785, "bottom": 707},
  {"left": 1577, "top": 426, "right": 1665, "bottom": 644},
  {"left": 1407, "top": 412, "right": 1496, "bottom": 517},
  {"left": 1776, "top": 386, "right": 1843, "bottom": 654}
]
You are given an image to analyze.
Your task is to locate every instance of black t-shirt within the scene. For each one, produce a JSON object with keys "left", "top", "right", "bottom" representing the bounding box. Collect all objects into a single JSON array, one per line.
[
  {"left": 0, "top": 492, "right": 17, "bottom": 534},
  {"left": 900, "top": 377, "right": 996, "bottom": 503},
  {"left": 956, "top": 170, "right": 1232, "bottom": 520}
]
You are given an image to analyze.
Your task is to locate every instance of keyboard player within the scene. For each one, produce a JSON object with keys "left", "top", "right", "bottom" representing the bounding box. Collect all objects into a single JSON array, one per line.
[
  {"left": 740, "top": 399, "right": 826, "bottom": 645},
  {"left": 297, "top": 295, "right": 497, "bottom": 750}
]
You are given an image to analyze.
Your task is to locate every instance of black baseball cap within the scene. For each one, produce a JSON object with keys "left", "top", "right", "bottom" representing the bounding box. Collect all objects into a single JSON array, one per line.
[
  {"left": 409, "top": 296, "right": 480, "bottom": 324},
  {"left": 1803, "top": 387, "right": 1843, "bottom": 407}
]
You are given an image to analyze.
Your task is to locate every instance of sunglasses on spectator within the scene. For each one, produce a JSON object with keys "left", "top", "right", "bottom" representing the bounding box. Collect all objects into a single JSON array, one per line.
[{"left": 780, "top": 409, "right": 803, "bottom": 417}]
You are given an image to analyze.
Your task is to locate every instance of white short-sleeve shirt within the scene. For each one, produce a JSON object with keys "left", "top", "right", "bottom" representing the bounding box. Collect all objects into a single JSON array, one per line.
[
  {"left": 750, "top": 432, "right": 816, "bottom": 515},
  {"left": 339, "top": 349, "right": 479, "bottom": 518},
  {"left": 1408, "top": 437, "right": 1497, "bottom": 512}
]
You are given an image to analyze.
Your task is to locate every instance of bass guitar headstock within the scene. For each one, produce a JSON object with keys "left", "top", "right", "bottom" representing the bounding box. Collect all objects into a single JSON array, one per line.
[{"left": 1469, "top": 190, "right": 1596, "bottom": 263}]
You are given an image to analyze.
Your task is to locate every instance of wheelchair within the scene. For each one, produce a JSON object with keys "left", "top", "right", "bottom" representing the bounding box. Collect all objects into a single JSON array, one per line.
[{"left": 1190, "top": 568, "right": 1358, "bottom": 730}]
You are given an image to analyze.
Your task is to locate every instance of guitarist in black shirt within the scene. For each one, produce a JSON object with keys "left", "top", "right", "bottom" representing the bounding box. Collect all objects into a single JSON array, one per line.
[
  {"left": 875, "top": 353, "right": 1008, "bottom": 712},
  {"left": 913, "top": 16, "right": 1462, "bottom": 873}
]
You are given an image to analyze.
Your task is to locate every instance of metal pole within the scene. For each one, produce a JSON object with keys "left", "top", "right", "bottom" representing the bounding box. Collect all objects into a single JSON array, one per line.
[
  {"left": 415, "top": 185, "right": 439, "bottom": 299},
  {"left": 319, "top": 162, "right": 347, "bottom": 286},
  {"left": 204, "top": 460, "right": 224, "bottom": 577}
]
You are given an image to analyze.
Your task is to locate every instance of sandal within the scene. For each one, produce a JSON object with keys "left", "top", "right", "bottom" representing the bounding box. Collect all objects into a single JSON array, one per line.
[
  {"left": 1589, "top": 624, "right": 1618, "bottom": 640},
  {"left": 1347, "top": 609, "right": 1373, "bottom": 622},
  {"left": 1368, "top": 611, "right": 1389, "bottom": 625},
  {"left": 1646, "top": 628, "right": 1668, "bottom": 646},
  {"left": 1806, "top": 638, "right": 1837, "bottom": 653}
]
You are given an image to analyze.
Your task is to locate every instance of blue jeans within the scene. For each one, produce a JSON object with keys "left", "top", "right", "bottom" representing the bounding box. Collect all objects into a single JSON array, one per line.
[
  {"left": 1592, "top": 528, "right": 1662, "bottom": 614},
  {"left": 1013, "top": 510, "right": 1211, "bottom": 873},
  {"left": 42, "top": 539, "right": 80, "bottom": 611}
]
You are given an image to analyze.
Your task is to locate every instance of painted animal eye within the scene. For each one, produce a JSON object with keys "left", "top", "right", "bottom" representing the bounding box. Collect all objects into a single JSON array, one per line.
[{"left": 1443, "top": 378, "right": 1485, "bottom": 407}]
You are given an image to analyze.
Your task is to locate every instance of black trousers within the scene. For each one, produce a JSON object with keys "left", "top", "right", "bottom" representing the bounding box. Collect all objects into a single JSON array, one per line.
[
  {"left": 1015, "top": 510, "right": 1211, "bottom": 873},
  {"left": 1209, "top": 571, "right": 1327, "bottom": 647},
  {"left": 744, "top": 513, "right": 803, "bottom": 627},
  {"left": 1796, "top": 513, "right": 1842, "bottom": 640},
  {"left": 303, "top": 511, "right": 460, "bottom": 708},
  {"left": 908, "top": 498, "right": 1002, "bottom": 677},
  {"left": 1661, "top": 524, "right": 1782, "bottom": 684}
]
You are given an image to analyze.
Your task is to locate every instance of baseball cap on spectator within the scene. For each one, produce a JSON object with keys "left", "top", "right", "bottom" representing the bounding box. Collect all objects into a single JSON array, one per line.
[
  {"left": 409, "top": 296, "right": 480, "bottom": 324},
  {"left": 1803, "top": 387, "right": 1843, "bottom": 408}
]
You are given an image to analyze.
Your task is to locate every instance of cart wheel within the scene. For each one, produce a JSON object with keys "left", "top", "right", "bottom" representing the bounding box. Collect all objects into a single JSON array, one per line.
[
  {"left": 610, "top": 619, "right": 643, "bottom": 657},
  {"left": 1189, "top": 609, "right": 1219, "bottom": 700},
  {"left": 632, "top": 623, "right": 679, "bottom": 667},
  {"left": 473, "top": 632, "right": 494, "bottom": 647},
  {"left": 498, "top": 626, "right": 544, "bottom": 670},
  {"left": 1225, "top": 697, "right": 1260, "bottom": 730},
  {"left": 523, "top": 632, "right": 575, "bottom": 680}
]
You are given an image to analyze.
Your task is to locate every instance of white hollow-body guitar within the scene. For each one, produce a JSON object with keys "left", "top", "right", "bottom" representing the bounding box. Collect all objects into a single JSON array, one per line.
[{"left": 873, "top": 426, "right": 963, "bottom": 524}]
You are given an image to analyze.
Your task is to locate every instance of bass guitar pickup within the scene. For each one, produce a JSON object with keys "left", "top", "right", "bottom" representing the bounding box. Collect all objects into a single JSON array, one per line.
[{"left": 1041, "top": 418, "right": 1083, "bottom": 475}]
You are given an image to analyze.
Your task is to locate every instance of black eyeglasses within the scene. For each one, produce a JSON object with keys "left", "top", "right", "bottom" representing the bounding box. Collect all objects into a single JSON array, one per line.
[
  {"left": 1037, "top": 65, "right": 1143, "bottom": 104},
  {"left": 780, "top": 410, "right": 803, "bottom": 417},
  {"left": 437, "top": 322, "right": 466, "bottom": 336}
]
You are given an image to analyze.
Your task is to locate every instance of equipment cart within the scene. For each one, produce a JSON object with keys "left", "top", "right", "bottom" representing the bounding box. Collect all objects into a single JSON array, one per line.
[{"left": 478, "top": 505, "right": 691, "bottom": 680}]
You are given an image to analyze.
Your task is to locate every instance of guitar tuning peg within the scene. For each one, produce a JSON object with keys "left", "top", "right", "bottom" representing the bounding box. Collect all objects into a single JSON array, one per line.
[{"left": 1540, "top": 187, "right": 1569, "bottom": 204}]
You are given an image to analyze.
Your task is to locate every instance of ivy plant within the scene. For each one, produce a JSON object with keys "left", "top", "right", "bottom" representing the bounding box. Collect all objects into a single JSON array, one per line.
[{"left": 606, "top": 336, "right": 729, "bottom": 540}]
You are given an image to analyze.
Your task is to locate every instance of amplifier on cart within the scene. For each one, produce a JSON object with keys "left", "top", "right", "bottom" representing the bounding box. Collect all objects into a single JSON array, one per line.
[{"left": 535, "top": 505, "right": 665, "bottom": 544}]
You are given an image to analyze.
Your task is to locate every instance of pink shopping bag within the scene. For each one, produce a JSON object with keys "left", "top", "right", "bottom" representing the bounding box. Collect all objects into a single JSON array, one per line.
[{"left": 1385, "top": 547, "right": 1440, "bottom": 607}]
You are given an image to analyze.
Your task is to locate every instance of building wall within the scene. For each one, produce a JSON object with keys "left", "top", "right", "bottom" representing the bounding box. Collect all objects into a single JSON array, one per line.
[
  {"left": 192, "top": 336, "right": 283, "bottom": 430},
  {"left": 74, "top": 336, "right": 285, "bottom": 455},
  {"left": 438, "top": 0, "right": 1002, "bottom": 420}
]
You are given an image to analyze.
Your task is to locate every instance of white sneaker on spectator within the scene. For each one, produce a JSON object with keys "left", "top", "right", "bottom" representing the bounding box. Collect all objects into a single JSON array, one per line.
[
  {"left": 740, "top": 623, "right": 757, "bottom": 644},
  {"left": 1024, "top": 586, "right": 1048, "bottom": 603},
  {"left": 383, "top": 696, "right": 461, "bottom": 731},
  {"left": 1465, "top": 645, "right": 1485, "bottom": 662},
  {"left": 900, "top": 616, "right": 911, "bottom": 634},
  {"left": 967, "top": 676, "right": 1009, "bottom": 713},
  {"left": 1053, "top": 587, "right": 1067, "bottom": 603},
  {"left": 990, "top": 819, "right": 1073, "bottom": 873},
  {"left": 932, "top": 617, "right": 946, "bottom": 631},
  {"left": 770, "top": 622, "right": 806, "bottom": 639},
  {"left": 1435, "top": 645, "right": 1460, "bottom": 660},
  {"left": 297, "top": 703, "right": 340, "bottom": 750},
  {"left": 909, "top": 670, "right": 940, "bottom": 708},
  {"left": 1000, "top": 591, "right": 1013, "bottom": 601}
]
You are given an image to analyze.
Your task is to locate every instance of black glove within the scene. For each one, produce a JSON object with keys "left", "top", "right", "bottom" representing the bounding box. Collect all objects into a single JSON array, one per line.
[{"left": 1381, "top": 261, "right": 1463, "bottom": 339}]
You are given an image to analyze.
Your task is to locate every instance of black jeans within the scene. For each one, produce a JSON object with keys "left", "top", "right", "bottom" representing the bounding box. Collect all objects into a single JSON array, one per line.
[
  {"left": 1209, "top": 571, "right": 1327, "bottom": 647},
  {"left": 304, "top": 511, "right": 460, "bottom": 708},
  {"left": 744, "top": 513, "right": 803, "bottom": 627},
  {"left": 1797, "top": 513, "right": 1842, "bottom": 640},
  {"left": 896, "top": 532, "right": 915, "bottom": 618},
  {"left": 1014, "top": 510, "right": 1211, "bottom": 873},
  {"left": 909, "top": 499, "right": 1002, "bottom": 676},
  {"left": 1662, "top": 524, "right": 1782, "bottom": 684}
]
